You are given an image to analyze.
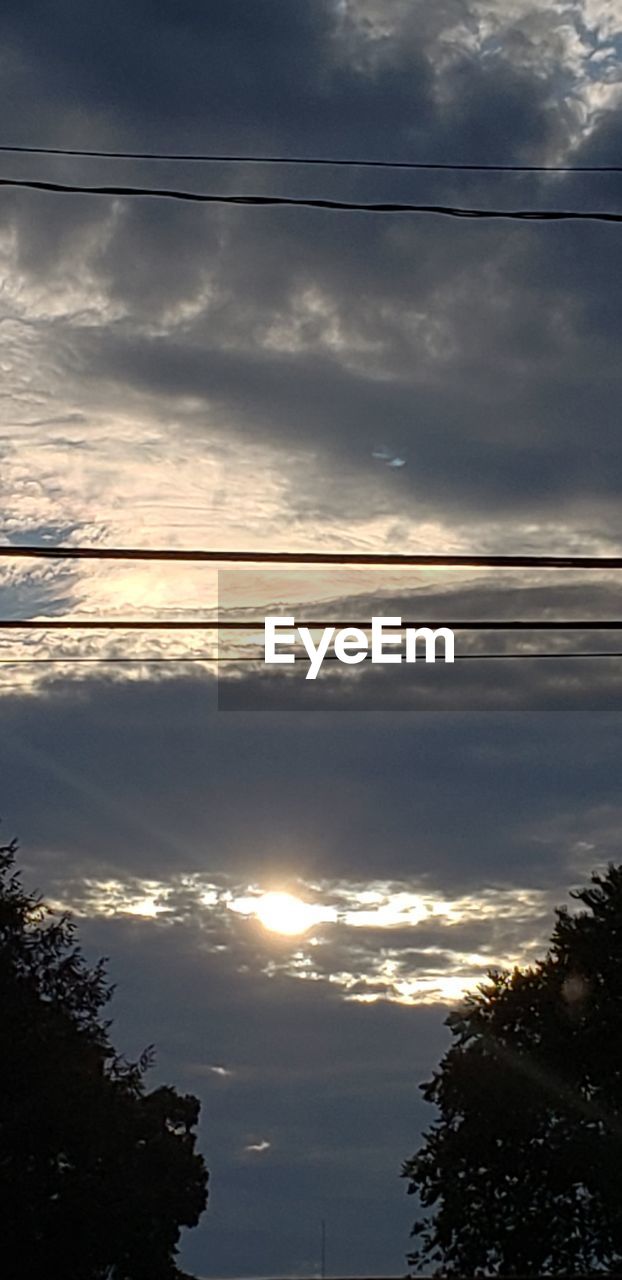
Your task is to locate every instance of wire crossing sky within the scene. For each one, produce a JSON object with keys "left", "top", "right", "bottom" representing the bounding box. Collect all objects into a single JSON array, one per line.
[
  {"left": 2, "top": 141, "right": 622, "bottom": 172},
  {"left": 1, "top": 175, "right": 622, "bottom": 221},
  {"left": 4, "top": 546, "right": 622, "bottom": 567}
]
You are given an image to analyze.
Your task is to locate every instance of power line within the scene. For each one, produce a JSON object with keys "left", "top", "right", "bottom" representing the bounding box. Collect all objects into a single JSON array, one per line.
[
  {"left": 2, "top": 652, "right": 622, "bottom": 664},
  {"left": 4, "top": 545, "right": 622, "bottom": 568},
  {"left": 2, "top": 619, "right": 622, "bottom": 630},
  {"left": 1, "top": 144, "right": 621, "bottom": 175},
  {"left": 1, "top": 176, "right": 622, "bottom": 222}
]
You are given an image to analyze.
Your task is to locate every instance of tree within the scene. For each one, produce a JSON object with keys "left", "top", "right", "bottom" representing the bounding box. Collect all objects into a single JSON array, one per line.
[
  {"left": 0, "top": 838, "right": 208, "bottom": 1280},
  {"left": 402, "top": 864, "right": 622, "bottom": 1276}
]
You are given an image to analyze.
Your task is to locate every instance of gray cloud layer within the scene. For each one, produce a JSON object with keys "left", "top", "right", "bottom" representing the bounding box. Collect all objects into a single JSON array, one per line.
[{"left": 2, "top": 0, "right": 622, "bottom": 534}]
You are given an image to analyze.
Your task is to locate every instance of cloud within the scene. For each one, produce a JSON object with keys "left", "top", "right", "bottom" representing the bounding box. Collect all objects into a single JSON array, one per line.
[
  {"left": 2, "top": 673, "right": 622, "bottom": 894},
  {"left": 2, "top": 0, "right": 622, "bottom": 550}
]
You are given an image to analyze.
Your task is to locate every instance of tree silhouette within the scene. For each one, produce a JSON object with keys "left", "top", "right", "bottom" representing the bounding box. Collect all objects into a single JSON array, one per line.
[
  {"left": 403, "top": 864, "right": 622, "bottom": 1276},
  {"left": 0, "top": 838, "right": 208, "bottom": 1280}
]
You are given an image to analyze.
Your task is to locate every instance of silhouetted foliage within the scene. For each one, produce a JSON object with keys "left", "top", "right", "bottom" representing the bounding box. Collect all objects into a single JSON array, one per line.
[
  {"left": 0, "top": 839, "right": 208, "bottom": 1280},
  {"left": 403, "top": 864, "right": 622, "bottom": 1275}
]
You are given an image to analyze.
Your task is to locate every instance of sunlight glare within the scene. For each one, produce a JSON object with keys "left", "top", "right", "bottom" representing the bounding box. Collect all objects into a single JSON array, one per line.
[{"left": 255, "top": 891, "right": 332, "bottom": 936}]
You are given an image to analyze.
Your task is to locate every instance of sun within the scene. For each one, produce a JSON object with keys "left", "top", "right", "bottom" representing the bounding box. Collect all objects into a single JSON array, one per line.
[
  {"left": 228, "top": 888, "right": 337, "bottom": 935},
  {"left": 255, "top": 891, "right": 323, "bottom": 936}
]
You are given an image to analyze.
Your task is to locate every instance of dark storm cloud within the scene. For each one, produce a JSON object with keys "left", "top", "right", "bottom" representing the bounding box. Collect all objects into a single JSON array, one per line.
[
  {"left": 219, "top": 652, "right": 622, "bottom": 711},
  {"left": 72, "top": 303, "right": 619, "bottom": 516},
  {"left": 0, "top": 0, "right": 547, "bottom": 157},
  {"left": 0, "top": 0, "right": 430, "bottom": 212},
  {"left": 43, "top": 199, "right": 621, "bottom": 524},
  {"left": 2, "top": 675, "right": 622, "bottom": 891},
  {"left": 3, "top": 0, "right": 621, "bottom": 524}
]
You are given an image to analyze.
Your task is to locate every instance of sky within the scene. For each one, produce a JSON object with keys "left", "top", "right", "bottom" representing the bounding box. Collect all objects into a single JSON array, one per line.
[{"left": 1, "top": 0, "right": 622, "bottom": 1275}]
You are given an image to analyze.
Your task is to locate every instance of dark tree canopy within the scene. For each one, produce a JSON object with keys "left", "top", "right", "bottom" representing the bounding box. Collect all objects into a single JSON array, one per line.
[
  {"left": 403, "top": 864, "right": 622, "bottom": 1276},
  {"left": 0, "top": 839, "right": 208, "bottom": 1280}
]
